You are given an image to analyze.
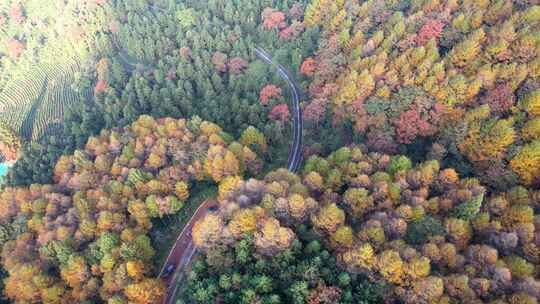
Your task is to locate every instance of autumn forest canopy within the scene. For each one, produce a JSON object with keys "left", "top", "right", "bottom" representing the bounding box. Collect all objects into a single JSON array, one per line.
[{"left": 0, "top": 0, "right": 539, "bottom": 303}]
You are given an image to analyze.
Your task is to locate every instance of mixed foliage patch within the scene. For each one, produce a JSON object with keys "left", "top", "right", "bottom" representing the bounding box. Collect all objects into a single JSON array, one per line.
[
  {"left": 301, "top": 0, "right": 540, "bottom": 189},
  {"left": 6, "top": 0, "right": 319, "bottom": 186},
  {"left": 190, "top": 145, "right": 540, "bottom": 303},
  {"left": 0, "top": 115, "right": 262, "bottom": 303}
]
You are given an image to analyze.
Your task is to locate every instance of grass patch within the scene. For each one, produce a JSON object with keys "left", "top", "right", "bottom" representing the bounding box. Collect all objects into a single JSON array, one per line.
[{"left": 150, "top": 181, "right": 218, "bottom": 270}]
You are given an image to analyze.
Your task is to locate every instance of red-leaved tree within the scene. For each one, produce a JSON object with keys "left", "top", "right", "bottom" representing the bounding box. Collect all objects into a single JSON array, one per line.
[
  {"left": 166, "top": 69, "right": 176, "bottom": 81},
  {"left": 212, "top": 52, "right": 228, "bottom": 72},
  {"left": 269, "top": 104, "right": 290, "bottom": 122},
  {"left": 109, "top": 20, "right": 119, "bottom": 33},
  {"left": 303, "top": 99, "right": 326, "bottom": 123},
  {"left": 307, "top": 285, "right": 342, "bottom": 304},
  {"left": 179, "top": 47, "right": 192, "bottom": 59},
  {"left": 228, "top": 57, "right": 248, "bottom": 74},
  {"left": 394, "top": 109, "right": 433, "bottom": 144},
  {"left": 416, "top": 19, "right": 444, "bottom": 45},
  {"left": 279, "top": 21, "right": 304, "bottom": 40},
  {"left": 260, "top": 85, "right": 282, "bottom": 105},
  {"left": 95, "top": 80, "right": 107, "bottom": 94},
  {"left": 262, "top": 8, "right": 286, "bottom": 30},
  {"left": 9, "top": 3, "right": 24, "bottom": 24},
  {"left": 66, "top": 25, "right": 84, "bottom": 42},
  {"left": 288, "top": 3, "right": 304, "bottom": 20},
  {"left": 480, "top": 83, "right": 515, "bottom": 116},
  {"left": 366, "top": 129, "right": 399, "bottom": 153}
]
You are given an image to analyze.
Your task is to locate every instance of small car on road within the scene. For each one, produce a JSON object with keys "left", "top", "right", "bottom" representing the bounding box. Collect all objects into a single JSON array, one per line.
[{"left": 163, "top": 263, "right": 176, "bottom": 277}]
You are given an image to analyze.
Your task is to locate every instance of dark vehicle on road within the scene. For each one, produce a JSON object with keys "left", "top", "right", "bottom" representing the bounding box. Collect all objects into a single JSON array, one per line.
[{"left": 163, "top": 263, "right": 176, "bottom": 277}]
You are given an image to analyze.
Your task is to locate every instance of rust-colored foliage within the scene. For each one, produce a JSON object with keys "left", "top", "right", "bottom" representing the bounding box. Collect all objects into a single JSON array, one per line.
[
  {"left": 394, "top": 108, "right": 433, "bottom": 144},
  {"left": 303, "top": 98, "right": 326, "bottom": 123},
  {"left": 480, "top": 83, "right": 515, "bottom": 116},
  {"left": 306, "top": 284, "right": 342, "bottom": 304},
  {"left": 179, "top": 47, "right": 191, "bottom": 59},
  {"left": 268, "top": 104, "right": 290, "bottom": 122},
  {"left": 301, "top": 0, "right": 540, "bottom": 183},
  {"left": 279, "top": 21, "right": 304, "bottom": 40},
  {"left": 227, "top": 57, "right": 248, "bottom": 74},
  {"left": 94, "top": 79, "right": 107, "bottom": 94},
  {"left": 259, "top": 84, "right": 282, "bottom": 105},
  {"left": 262, "top": 8, "right": 286, "bottom": 30},
  {"left": 416, "top": 19, "right": 444, "bottom": 46},
  {"left": 212, "top": 52, "right": 228, "bottom": 72}
]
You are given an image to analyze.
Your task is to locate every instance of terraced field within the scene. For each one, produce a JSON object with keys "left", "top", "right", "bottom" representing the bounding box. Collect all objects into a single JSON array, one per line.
[
  {"left": 0, "top": 0, "right": 111, "bottom": 142},
  {"left": 0, "top": 56, "right": 91, "bottom": 141}
]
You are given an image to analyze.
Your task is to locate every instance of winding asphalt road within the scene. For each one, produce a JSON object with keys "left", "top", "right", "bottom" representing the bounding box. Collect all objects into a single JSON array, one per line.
[
  {"left": 158, "top": 199, "right": 218, "bottom": 304},
  {"left": 102, "top": 7, "right": 305, "bottom": 302},
  {"left": 254, "top": 47, "right": 303, "bottom": 173},
  {"left": 153, "top": 47, "right": 304, "bottom": 304}
]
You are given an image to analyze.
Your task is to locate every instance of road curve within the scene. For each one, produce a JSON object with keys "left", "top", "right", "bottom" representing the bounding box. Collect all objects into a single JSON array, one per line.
[
  {"left": 112, "top": 34, "right": 304, "bottom": 173},
  {"left": 158, "top": 48, "right": 304, "bottom": 304},
  {"left": 111, "top": 13, "right": 304, "bottom": 302},
  {"left": 254, "top": 47, "right": 304, "bottom": 173},
  {"left": 158, "top": 199, "right": 218, "bottom": 304}
]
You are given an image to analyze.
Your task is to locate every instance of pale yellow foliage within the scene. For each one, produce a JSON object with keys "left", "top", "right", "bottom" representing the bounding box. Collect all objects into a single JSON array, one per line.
[
  {"left": 377, "top": 250, "right": 405, "bottom": 285},
  {"left": 405, "top": 257, "right": 431, "bottom": 280},
  {"left": 218, "top": 176, "right": 242, "bottom": 201},
  {"left": 341, "top": 243, "right": 376, "bottom": 272},
  {"left": 126, "top": 260, "right": 145, "bottom": 280},
  {"left": 288, "top": 194, "right": 307, "bottom": 221},
  {"left": 254, "top": 217, "right": 295, "bottom": 256},
  {"left": 192, "top": 213, "right": 224, "bottom": 250},
  {"left": 312, "top": 203, "right": 345, "bottom": 234},
  {"left": 330, "top": 225, "right": 353, "bottom": 249},
  {"left": 228, "top": 209, "right": 257, "bottom": 238},
  {"left": 174, "top": 181, "right": 189, "bottom": 201}
]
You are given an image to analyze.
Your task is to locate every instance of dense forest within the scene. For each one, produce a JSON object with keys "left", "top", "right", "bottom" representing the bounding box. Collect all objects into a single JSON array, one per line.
[
  {"left": 0, "top": 0, "right": 539, "bottom": 303},
  {"left": 4, "top": 0, "right": 320, "bottom": 186},
  {"left": 301, "top": 0, "right": 540, "bottom": 189},
  {"left": 189, "top": 146, "right": 540, "bottom": 303},
  {"left": 0, "top": 0, "right": 108, "bottom": 142},
  {"left": 181, "top": 234, "right": 387, "bottom": 303},
  {"left": 0, "top": 115, "right": 263, "bottom": 303}
]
